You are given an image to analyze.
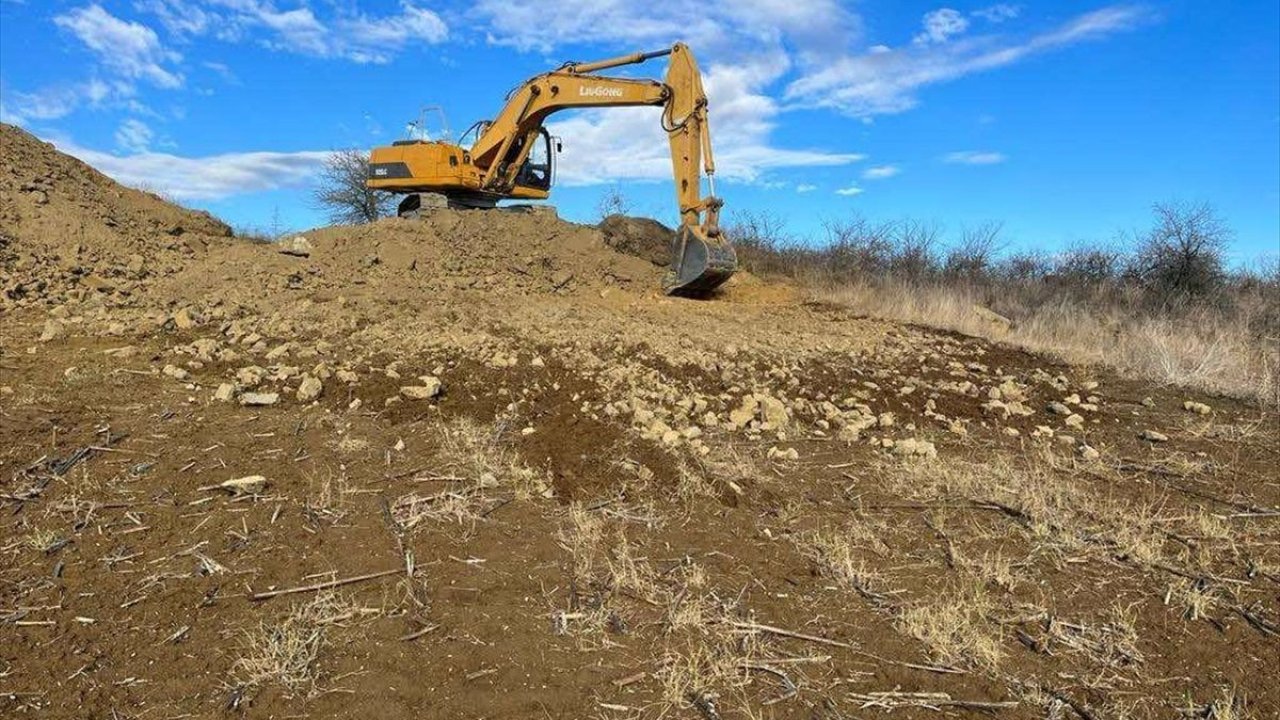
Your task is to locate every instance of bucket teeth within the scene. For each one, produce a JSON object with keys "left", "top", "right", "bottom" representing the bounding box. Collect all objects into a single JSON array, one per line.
[{"left": 663, "top": 226, "right": 737, "bottom": 296}]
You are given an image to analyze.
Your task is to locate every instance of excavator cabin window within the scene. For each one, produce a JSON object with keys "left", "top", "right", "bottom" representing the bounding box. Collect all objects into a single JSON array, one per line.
[{"left": 514, "top": 128, "right": 555, "bottom": 191}]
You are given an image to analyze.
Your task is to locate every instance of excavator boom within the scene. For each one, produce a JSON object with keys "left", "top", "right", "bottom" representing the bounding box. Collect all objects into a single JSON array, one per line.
[{"left": 366, "top": 43, "right": 736, "bottom": 295}]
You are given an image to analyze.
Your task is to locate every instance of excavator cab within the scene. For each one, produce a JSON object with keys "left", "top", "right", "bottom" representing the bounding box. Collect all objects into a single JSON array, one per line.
[{"left": 512, "top": 128, "right": 555, "bottom": 192}]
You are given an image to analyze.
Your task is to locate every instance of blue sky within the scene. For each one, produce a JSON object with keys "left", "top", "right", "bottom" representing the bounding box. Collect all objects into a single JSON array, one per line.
[{"left": 1, "top": 1, "right": 1277, "bottom": 260}]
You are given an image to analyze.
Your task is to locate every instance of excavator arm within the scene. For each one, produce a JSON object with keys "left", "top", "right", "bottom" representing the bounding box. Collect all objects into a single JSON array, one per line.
[{"left": 466, "top": 44, "right": 734, "bottom": 294}]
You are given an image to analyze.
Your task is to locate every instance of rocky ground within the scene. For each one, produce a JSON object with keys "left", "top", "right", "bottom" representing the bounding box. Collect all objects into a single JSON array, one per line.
[{"left": 2, "top": 123, "right": 1278, "bottom": 720}]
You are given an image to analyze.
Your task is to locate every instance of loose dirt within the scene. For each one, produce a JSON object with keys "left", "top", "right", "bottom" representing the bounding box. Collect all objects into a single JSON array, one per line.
[{"left": 3, "top": 123, "right": 1277, "bottom": 720}]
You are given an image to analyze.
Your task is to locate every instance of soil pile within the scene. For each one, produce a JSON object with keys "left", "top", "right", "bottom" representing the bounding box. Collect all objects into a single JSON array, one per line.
[{"left": 0, "top": 123, "right": 230, "bottom": 310}]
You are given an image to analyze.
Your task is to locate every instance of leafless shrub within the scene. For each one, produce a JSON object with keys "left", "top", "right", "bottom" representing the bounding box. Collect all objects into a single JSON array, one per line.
[
  {"left": 1135, "top": 201, "right": 1231, "bottom": 304},
  {"left": 596, "top": 184, "right": 631, "bottom": 219},
  {"left": 231, "top": 592, "right": 359, "bottom": 698},
  {"left": 313, "top": 148, "right": 393, "bottom": 225}
]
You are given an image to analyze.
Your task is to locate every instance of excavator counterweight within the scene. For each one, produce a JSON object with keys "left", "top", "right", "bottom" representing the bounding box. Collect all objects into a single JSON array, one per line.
[{"left": 366, "top": 43, "right": 736, "bottom": 295}]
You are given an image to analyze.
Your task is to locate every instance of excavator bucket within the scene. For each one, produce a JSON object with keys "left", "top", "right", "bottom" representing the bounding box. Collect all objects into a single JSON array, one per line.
[{"left": 663, "top": 225, "right": 737, "bottom": 296}]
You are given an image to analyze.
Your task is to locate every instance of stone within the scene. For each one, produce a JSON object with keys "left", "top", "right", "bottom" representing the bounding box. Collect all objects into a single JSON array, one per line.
[
  {"left": 758, "top": 395, "right": 790, "bottom": 428},
  {"left": 893, "top": 438, "right": 938, "bottom": 459},
  {"left": 162, "top": 364, "right": 190, "bottom": 381},
  {"left": 401, "top": 376, "right": 443, "bottom": 400},
  {"left": 1183, "top": 401, "right": 1211, "bottom": 415},
  {"left": 1079, "top": 445, "right": 1101, "bottom": 461},
  {"left": 1046, "top": 401, "right": 1071, "bottom": 416},
  {"left": 296, "top": 375, "right": 323, "bottom": 402},
  {"left": 1139, "top": 429, "right": 1169, "bottom": 443},
  {"left": 236, "top": 365, "right": 268, "bottom": 388},
  {"left": 240, "top": 392, "right": 280, "bottom": 407},
  {"left": 728, "top": 395, "right": 760, "bottom": 429},
  {"left": 39, "top": 319, "right": 65, "bottom": 342},
  {"left": 277, "top": 235, "right": 314, "bottom": 257},
  {"left": 173, "top": 307, "right": 201, "bottom": 329},
  {"left": 214, "top": 383, "right": 236, "bottom": 402},
  {"left": 1064, "top": 413, "right": 1085, "bottom": 429}
]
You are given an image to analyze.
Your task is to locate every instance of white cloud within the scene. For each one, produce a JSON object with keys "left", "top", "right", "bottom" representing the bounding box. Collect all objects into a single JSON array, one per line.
[
  {"left": 835, "top": 185, "right": 864, "bottom": 196},
  {"left": 974, "top": 4, "right": 1022, "bottom": 23},
  {"left": 57, "top": 139, "right": 329, "bottom": 200},
  {"left": 55, "top": 4, "right": 182, "bottom": 88},
  {"left": 943, "top": 150, "right": 1006, "bottom": 165},
  {"left": 863, "top": 164, "right": 901, "bottom": 180},
  {"left": 115, "top": 118, "right": 154, "bottom": 152},
  {"left": 136, "top": 1, "right": 448, "bottom": 64},
  {"left": 785, "top": 5, "right": 1150, "bottom": 118},
  {"left": 795, "top": 184, "right": 818, "bottom": 193},
  {"left": 915, "top": 9, "right": 969, "bottom": 45}
]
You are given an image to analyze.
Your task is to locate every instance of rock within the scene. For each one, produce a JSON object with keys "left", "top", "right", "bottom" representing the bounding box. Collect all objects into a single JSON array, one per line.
[
  {"left": 1079, "top": 445, "right": 1100, "bottom": 461},
  {"left": 236, "top": 365, "right": 268, "bottom": 388},
  {"left": 893, "top": 438, "right": 938, "bottom": 459},
  {"left": 173, "top": 307, "right": 201, "bottom": 329},
  {"left": 296, "top": 375, "right": 323, "bottom": 402},
  {"left": 1139, "top": 429, "right": 1169, "bottom": 443},
  {"left": 1064, "top": 413, "right": 1085, "bottom": 429},
  {"left": 1046, "top": 401, "right": 1071, "bottom": 416},
  {"left": 972, "top": 305, "right": 1012, "bottom": 333},
  {"left": 39, "top": 319, "right": 65, "bottom": 342},
  {"left": 277, "top": 235, "right": 313, "bottom": 257},
  {"left": 240, "top": 392, "right": 280, "bottom": 407},
  {"left": 767, "top": 446, "right": 800, "bottom": 461},
  {"left": 401, "top": 376, "right": 443, "bottom": 400},
  {"left": 162, "top": 364, "right": 190, "bottom": 381},
  {"left": 1141, "top": 397, "right": 1156, "bottom": 408},
  {"left": 551, "top": 270, "right": 574, "bottom": 289},
  {"left": 728, "top": 395, "right": 760, "bottom": 429},
  {"left": 1081, "top": 381, "right": 1099, "bottom": 392},
  {"left": 1182, "top": 401, "right": 1211, "bottom": 415},
  {"left": 336, "top": 368, "right": 359, "bottom": 384},
  {"left": 214, "top": 383, "right": 236, "bottom": 402},
  {"left": 758, "top": 395, "right": 790, "bottom": 428}
]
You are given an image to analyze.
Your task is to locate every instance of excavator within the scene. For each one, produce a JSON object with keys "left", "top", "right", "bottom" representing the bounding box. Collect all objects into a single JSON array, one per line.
[{"left": 365, "top": 43, "right": 736, "bottom": 295}]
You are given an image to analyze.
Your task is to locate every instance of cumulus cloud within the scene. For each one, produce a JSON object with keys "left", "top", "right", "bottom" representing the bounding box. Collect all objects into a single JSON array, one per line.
[
  {"left": 943, "top": 150, "right": 1006, "bottom": 165},
  {"left": 55, "top": 4, "right": 183, "bottom": 88},
  {"left": 835, "top": 185, "right": 864, "bottom": 196},
  {"left": 863, "top": 165, "right": 901, "bottom": 180}
]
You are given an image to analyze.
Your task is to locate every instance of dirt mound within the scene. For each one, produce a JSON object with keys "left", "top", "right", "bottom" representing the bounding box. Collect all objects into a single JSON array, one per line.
[
  {"left": 0, "top": 122, "right": 231, "bottom": 310},
  {"left": 599, "top": 213, "right": 673, "bottom": 267}
]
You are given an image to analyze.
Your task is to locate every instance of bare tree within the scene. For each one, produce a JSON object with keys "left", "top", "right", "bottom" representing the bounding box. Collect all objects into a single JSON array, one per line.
[
  {"left": 313, "top": 148, "right": 393, "bottom": 225},
  {"left": 944, "top": 221, "right": 1004, "bottom": 281},
  {"left": 1136, "top": 201, "right": 1230, "bottom": 302}
]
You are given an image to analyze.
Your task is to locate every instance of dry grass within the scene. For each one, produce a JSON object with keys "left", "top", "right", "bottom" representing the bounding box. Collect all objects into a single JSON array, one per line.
[
  {"left": 816, "top": 281, "right": 1277, "bottom": 405},
  {"left": 230, "top": 591, "right": 361, "bottom": 699},
  {"left": 898, "top": 578, "right": 1004, "bottom": 669},
  {"left": 392, "top": 417, "right": 550, "bottom": 531}
]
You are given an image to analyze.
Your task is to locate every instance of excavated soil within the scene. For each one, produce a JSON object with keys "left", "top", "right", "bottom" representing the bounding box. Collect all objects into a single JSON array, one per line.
[{"left": 2, "top": 123, "right": 1278, "bottom": 720}]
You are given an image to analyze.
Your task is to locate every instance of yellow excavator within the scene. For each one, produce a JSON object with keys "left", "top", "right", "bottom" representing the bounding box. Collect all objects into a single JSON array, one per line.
[{"left": 365, "top": 43, "right": 736, "bottom": 295}]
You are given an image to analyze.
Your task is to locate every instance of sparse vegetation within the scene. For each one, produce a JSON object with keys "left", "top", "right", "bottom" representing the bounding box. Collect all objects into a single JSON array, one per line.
[{"left": 728, "top": 202, "right": 1279, "bottom": 404}]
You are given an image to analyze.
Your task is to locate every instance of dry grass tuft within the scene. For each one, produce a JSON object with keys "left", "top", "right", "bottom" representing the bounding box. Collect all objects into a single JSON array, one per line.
[
  {"left": 898, "top": 579, "right": 1004, "bottom": 669},
  {"left": 230, "top": 591, "right": 359, "bottom": 698}
]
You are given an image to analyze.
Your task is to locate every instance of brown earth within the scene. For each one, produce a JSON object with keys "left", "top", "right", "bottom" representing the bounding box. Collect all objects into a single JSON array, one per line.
[{"left": 2, "top": 123, "right": 1278, "bottom": 720}]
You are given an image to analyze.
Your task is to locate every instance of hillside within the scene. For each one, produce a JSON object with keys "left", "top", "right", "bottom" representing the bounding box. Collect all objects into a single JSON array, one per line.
[{"left": 1, "top": 123, "right": 1276, "bottom": 720}]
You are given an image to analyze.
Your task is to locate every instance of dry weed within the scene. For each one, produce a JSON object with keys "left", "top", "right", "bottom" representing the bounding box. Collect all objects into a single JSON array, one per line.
[
  {"left": 898, "top": 579, "right": 1004, "bottom": 669},
  {"left": 230, "top": 591, "right": 360, "bottom": 698}
]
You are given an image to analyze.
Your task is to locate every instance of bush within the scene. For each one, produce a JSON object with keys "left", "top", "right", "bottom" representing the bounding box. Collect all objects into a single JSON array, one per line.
[
  {"left": 313, "top": 148, "right": 393, "bottom": 225},
  {"left": 1134, "top": 201, "right": 1231, "bottom": 304}
]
